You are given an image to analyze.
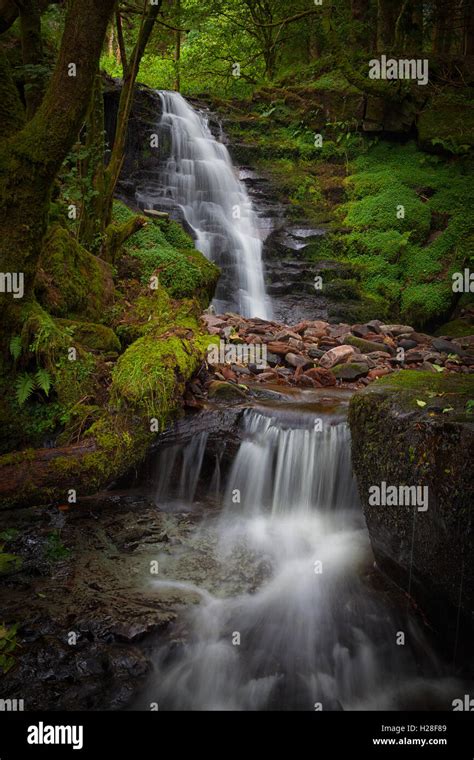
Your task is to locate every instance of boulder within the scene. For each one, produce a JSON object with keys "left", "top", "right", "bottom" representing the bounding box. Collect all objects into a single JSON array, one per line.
[{"left": 349, "top": 371, "right": 474, "bottom": 652}]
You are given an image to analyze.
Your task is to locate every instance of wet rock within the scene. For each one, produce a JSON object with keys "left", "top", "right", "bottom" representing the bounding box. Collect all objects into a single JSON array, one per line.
[
  {"left": 331, "top": 362, "right": 369, "bottom": 381},
  {"left": 349, "top": 371, "right": 474, "bottom": 652},
  {"left": 208, "top": 381, "right": 248, "bottom": 400},
  {"left": 319, "top": 345, "right": 355, "bottom": 369}
]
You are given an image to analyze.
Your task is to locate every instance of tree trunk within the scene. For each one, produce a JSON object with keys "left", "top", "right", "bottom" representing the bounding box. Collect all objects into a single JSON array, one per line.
[
  {"left": 463, "top": 0, "right": 474, "bottom": 56},
  {"left": 17, "top": 0, "right": 45, "bottom": 119},
  {"left": 433, "top": 0, "right": 453, "bottom": 54},
  {"left": 0, "top": 0, "right": 116, "bottom": 347},
  {"left": 101, "top": 0, "right": 163, "bottom": 231},
  {"left": 78, "top": 73, "right": 106, "bottom": 251},
  {"left": 377, "top": 0, "right": 402, "bottom": 52}
]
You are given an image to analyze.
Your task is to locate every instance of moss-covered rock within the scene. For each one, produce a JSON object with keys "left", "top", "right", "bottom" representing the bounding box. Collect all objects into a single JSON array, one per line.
[
  {"left": 349, "top": 371, "right": 474, "bottom": 649},
  {"left": 35, "top": 224, "right": 115, "bottom": 321},
  {"left": 56, "top": 319, "right": 121, "bottom": 353},
  {"left": 112, "top": 202, "right": 220, "bottom": 307}
]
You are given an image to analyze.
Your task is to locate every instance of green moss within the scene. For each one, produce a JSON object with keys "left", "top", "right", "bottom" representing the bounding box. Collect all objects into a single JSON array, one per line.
[
  {"left": 56, "top": 319, "right": 121, "bottom": 352},
  {"left": 112, "top": 327, "right": 215, "bottom": 426},
  {"left": 112, "top": 202, "right": 219, "bottom": 306},
  {"left": 434, "top": 319, "right": 474, "bottom": 338},
  {"left": 35, "top": 224, "right": 114, "bottom": 321},
  {"left": 373, "top": 369, "right": 474, "bottom": 397}
]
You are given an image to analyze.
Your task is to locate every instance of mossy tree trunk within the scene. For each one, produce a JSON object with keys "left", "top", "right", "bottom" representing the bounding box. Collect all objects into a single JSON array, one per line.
[
  {"left": 78, "top": 72, "right": 106, "bottom": 252},
  {"left": 17, "top": 0, "right": 45, "bottom": 118},
  {"left": 0, "top": 0, "right": 116, "bottom": 351}
]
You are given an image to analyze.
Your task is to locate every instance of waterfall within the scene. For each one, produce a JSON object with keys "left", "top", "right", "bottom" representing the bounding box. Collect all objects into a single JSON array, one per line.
[
  {"left": 135, "top": 90, "right": 270, "bottom": 319},
  {"left": 138, "top": 403, "right": 454, "bottom": 711}
]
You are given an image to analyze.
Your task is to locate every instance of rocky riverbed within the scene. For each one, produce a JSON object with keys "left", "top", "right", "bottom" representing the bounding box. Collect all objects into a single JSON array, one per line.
[{"left": 187, "top": 311, "right": 474, "bottom": 406}]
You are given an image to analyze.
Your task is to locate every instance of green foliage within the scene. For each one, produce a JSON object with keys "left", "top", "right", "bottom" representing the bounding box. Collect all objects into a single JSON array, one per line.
[
  {"left": 9, "top": 336, "right": 22, "bottom": 361},
  {"left": 15, "top": 370, "right": 52, "bottom": 407},
  {"left": 35, "top": 368, "right": 52, "bottom": 396},
  {"left": 15, "top": 373, "right": 36, "bottom": 407},
  {"left": 45, "top": 530, "right": 71, "bottom": 562},
  {"left": 0, "top": 623, "right": 19, "bottom": 674}
]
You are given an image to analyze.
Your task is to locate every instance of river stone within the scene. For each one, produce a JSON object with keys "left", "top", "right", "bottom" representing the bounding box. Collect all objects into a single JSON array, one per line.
[
  {"left": 351, "top": 324, "right": 372, "bottom": 338},
  {"left": 367, "top": 319, "right": 383, "bottom": 333},
  {"left": 367, "top": 350, "right": 392, "bottom": 360},
  {"left": 327, "top": 324, "right": 351, "bottom": 339},
  {"left": 285, "top": 352, "right": 311, "bottom": 369},
  {"left": 319, "top": 345, "right": 355, "bottom": 369},
  {"left": 267, "top": 342, "right": 293, "bottom": 355},
  {"left": 265, "top": 352, "right": 280, "bottom": 367},
  {"left": 208, "top": 381, "right": 248, "bottom": 400},
  {"left": 380, "top": 324, "right": 414, "bottom": 336},
  {"left": 307, "top": 347, "right": 325, "bottom": 359},
  {"left": 331, "top": 362, "right": 369, "bottom": 381},
  {"left": 431, "top": 338, "right": 466, "bottom": 357},
  {"left": 398, "top": 339, "right": 418, "bottom": 350},
  {"left": 345, "top": 335, "right": 395, "bottom": 356},
  {"left": 304, "top": 368, "right": 337, "bottom": 387}
]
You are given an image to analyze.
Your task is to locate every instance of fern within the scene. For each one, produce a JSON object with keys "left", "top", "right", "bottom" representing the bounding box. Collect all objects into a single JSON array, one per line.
[
  {"left": 35, "top": 368, "right": 51, "bottom": 396},
  {"left": 9, "top": 336, "right": 22, "bottom": 362},
  {"left": 15, "top": 373, "right": 36, "bottom": 407}
]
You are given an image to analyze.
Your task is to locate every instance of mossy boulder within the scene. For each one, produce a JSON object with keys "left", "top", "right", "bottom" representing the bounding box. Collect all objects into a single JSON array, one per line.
[
  {"left": 112, "top": 323, "right": 217, "bottom": 429},
  {"left": 349, "top": 371, "right": 474, "bottom": 650},
  {"left": 56, "top": 319, "right": 121, "bottom": 353},
  {"left": 35, "top": 224, "right": 115, "bottom": 321},
  {"left": 113, "top": 202, "right": 220, "bottom": 307}
]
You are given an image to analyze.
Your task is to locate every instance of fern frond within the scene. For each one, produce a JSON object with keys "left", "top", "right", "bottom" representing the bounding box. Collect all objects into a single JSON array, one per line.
[
  {"left": 35, "top": 368, "right": 52, "bottom": 396},
  {"left": 9, "top": 336, "right": 22, "bottom": 362},
  {"left": 15, "top": 373, "right": 35, "bottom": 407}
]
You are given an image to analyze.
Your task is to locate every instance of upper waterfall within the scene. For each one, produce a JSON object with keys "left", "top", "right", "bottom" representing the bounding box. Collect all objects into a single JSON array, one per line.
[{"left": 135, "top": 90, "right": 270, "bottom": 319}]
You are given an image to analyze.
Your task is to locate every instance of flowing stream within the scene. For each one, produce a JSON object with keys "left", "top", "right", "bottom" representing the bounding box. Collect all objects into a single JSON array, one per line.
[
  {"left": 133, "top": 96, "right": 461, "bottom": 710},
  {"left": 135, "top": 90, "right": 270, "bottom": 318}
]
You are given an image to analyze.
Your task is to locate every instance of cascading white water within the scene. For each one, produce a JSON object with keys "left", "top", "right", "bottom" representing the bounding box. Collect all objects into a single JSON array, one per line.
[
  {"left": 138, "top": 401, "right": 459, "bottom": 711},
  {"left": 135, "top": 91, "right": 270, "bottom": 318}
]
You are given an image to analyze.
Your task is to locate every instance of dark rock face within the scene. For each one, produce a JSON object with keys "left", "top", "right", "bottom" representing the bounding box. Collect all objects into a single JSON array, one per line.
[
  {"left": 104, "top": 78, "right": 163, "bottom": 207},
  {"left": 348, "top": 372, "right": 474, "bottom": 664}
]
